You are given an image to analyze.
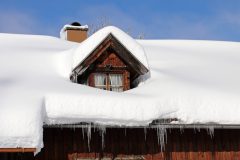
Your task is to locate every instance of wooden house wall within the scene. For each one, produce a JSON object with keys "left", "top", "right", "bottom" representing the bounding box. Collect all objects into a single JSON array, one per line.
[
  {"left": 2, "top": 128, "right": 240, "bottom": 160},
  {"left": 97, "top": 52, "right": 126, "bottom": 67},
  {"left": 0, "top": 152, "right": 34, "bottom": 160}
]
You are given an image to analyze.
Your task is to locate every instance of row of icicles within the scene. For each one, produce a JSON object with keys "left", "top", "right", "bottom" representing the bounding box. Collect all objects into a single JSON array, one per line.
[{"left": 76, "top": 124, "right": 215, "bottom": 152}]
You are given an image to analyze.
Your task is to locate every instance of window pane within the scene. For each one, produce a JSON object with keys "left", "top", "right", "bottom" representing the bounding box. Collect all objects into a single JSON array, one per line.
[
  {"left": 94, "top": 74, "right": 106, "bottom": 86},
  {"left": 111, "top": 87, "right": 123, "bottom": 92},
  {"left": 109, "top": 74, "right": 123, "bottom": 86}
]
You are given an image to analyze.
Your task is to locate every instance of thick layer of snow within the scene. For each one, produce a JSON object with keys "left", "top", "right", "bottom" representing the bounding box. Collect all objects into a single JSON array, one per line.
[
  {"left": 45, "top": 93, "right": 174, "bottom": 126},
  {"left": 72, "top": 26, "right": 149, "bottom": 70},
  {"left": 136, "top": 40, "right": 240, "bottom": 124},
  {"left": 0, "top": 33, "right": 76, "bottom": 153},
  {"left": 1, "top": 26, "right": 240, "bottom": 153}
]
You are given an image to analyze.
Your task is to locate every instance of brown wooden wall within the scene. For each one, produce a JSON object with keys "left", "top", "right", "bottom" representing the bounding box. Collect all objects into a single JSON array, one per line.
[
  {"left": 2, "top": 128, "right": 240, "bottom": 160},
  {"left": 0, "top": 152, "right": 33, "bottom": 160},
  {"left": 97, "top": 52, "right": 126, "bottom": 68}
]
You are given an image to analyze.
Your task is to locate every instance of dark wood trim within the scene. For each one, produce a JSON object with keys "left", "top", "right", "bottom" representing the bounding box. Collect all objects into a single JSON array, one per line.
[
  {"left": 93, "top": 69, "right": 126, "bottom": 73},
  {"left": 0, "top": 148, "right": 36, "bottom": 153},
  {"left": 43, "top": 123, "right": 240, "bottom": 129},
  {"left": 109, "top": 34, "right": 148, "bottom": 75},
  {"left": 94, "top": 67, "right": 128, "bottom": 72},
  {"left": 73, "top": 35, "right": 112, "bottom": 74}
]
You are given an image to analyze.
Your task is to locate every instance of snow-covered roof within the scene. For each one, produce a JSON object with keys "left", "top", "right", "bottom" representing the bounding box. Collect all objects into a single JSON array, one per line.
[
  {"left": 72, "top": 26, "right": 149, "bottom": 70},
  {"left": 1, "top": 26, "right": 240, "bottom": 153}
]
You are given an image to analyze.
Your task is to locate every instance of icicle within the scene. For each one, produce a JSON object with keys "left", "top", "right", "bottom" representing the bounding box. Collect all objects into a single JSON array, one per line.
[
  {"left": 144, "top": 127, "right": 147, "bottom": 141},
  {"left": 81, "top": 125, "right": 85, "bottom": 139},
  {"left": 124, "top": 128, "right": 127, "bottom": 136},
  {"left": 193, "top": 125, "right": 201, "bottom": 132},
  {"left": 98, "top": 125, "right": 106, "bottom": 149},
  {"left": 193, "top": 124, "right": 197, "bottom": 133},
  {"left": 156, "top": 125, "right": 167, "bottom": 152},
  {"left": 86, "top": 123, "right": 91, "bottom": 151},
  {"left": 179, "top": 125, "right": 184, "bottom": 134},
  {"left": 197, "top": 126, "right": 201, "bottom": 132},
  {"left": 206, "top": 125, "right": 214, "bottom": 138}
]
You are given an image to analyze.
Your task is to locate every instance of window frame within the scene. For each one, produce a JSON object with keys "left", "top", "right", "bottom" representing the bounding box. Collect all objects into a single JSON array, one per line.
[
  {"left": 93, "top": 73, "right": 108, "bottom": 90},
  {"left": 90, "top": 72, "right": 124, "bottom": 92},
  {"left": 108, "top": 73, "right": 124, "bottom": 92}
]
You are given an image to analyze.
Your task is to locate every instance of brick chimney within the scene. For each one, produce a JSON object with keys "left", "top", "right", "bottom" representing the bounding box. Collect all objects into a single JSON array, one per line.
[{"left": 60, "top": 22, "right": 88, "bottom": 43}]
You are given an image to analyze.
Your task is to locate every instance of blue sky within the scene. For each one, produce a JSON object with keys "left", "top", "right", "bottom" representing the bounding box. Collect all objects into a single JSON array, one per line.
[{"left": 1, "top": 0, "right": 240, "bottom": 41}]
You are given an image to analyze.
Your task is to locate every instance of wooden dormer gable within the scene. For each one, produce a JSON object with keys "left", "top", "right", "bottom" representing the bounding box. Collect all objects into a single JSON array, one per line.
[{"left": 71, "top": 34, "right": 148, "bottom": 92}]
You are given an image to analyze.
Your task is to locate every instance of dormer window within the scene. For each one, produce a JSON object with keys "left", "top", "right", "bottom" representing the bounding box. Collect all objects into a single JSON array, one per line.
[
  {"left": 93, "top": 73, "right": 123, "bottom": 92},
  {"left": 71, "top": 34, "right": 149, "bottom": 92}
]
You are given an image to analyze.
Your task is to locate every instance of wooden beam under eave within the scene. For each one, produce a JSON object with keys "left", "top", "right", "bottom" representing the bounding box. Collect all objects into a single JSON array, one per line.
[{"left": 0, "top": 148, "right": 36, "bottom": 153}]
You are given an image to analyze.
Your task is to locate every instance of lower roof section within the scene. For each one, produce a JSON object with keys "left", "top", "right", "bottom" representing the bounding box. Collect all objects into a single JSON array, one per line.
[{"left": 44, "top": 122, "right": 240, "bottom": 129}]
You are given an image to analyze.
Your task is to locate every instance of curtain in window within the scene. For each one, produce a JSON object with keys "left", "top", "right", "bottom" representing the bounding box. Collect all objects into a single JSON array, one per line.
[
  {"left": 109, "top": 74, "right": 123, "bottom": 92},
  {"left": 94, "top": 74, "right": 106, "bottom": 86}
]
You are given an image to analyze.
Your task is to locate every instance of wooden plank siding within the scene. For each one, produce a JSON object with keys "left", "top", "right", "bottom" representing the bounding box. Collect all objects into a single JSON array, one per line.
[{"left": 2, "top": 128, "right": 240, "bottom": 160}]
